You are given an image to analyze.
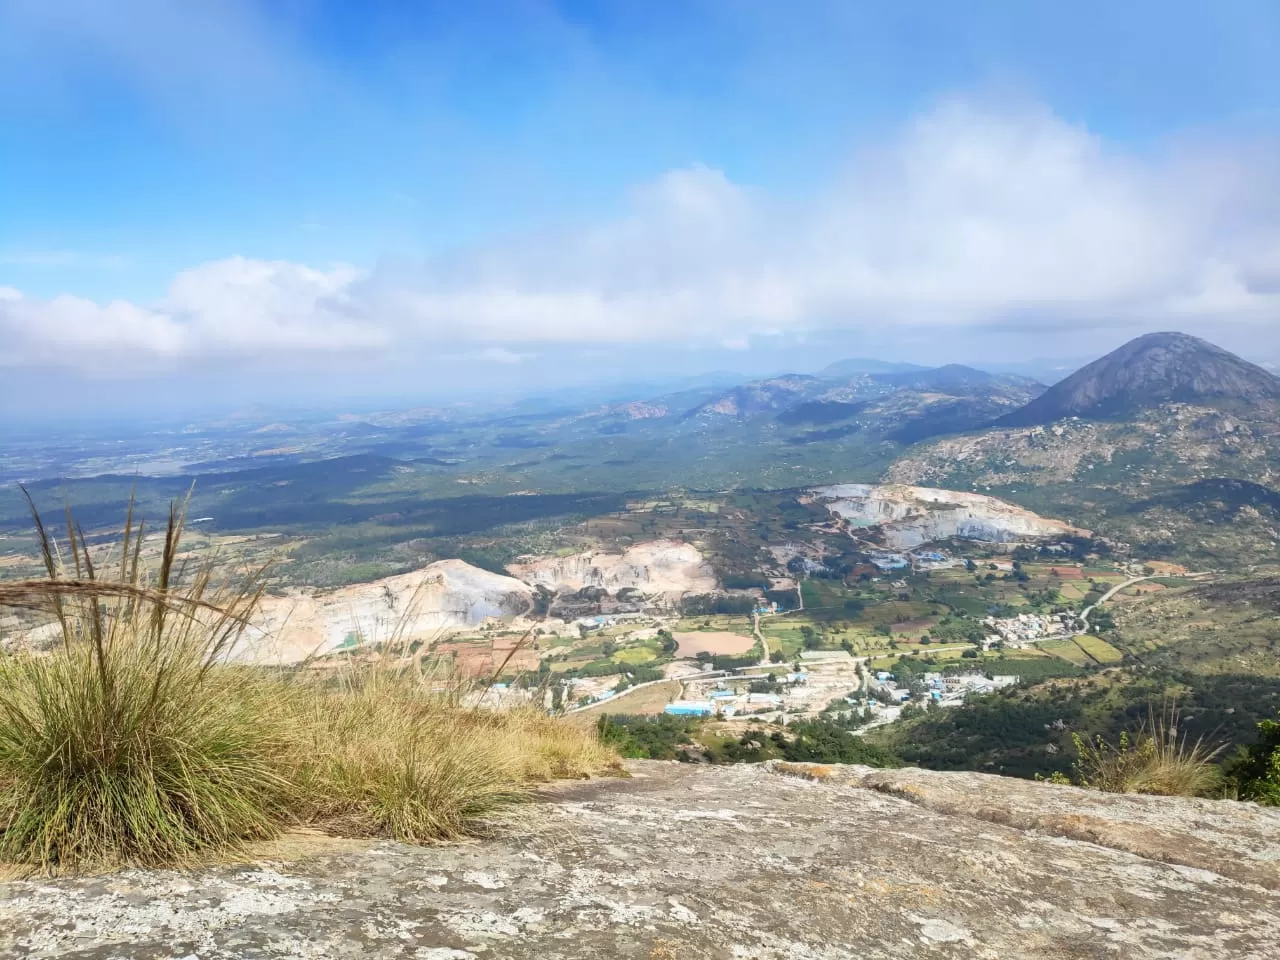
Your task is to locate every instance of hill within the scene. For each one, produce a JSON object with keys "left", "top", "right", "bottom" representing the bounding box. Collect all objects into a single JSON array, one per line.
[
  {"left": 875, "top": 363, "right": 1044, "bottom": 395},
  {"left": 6, "top": 760, "right": 1278, "bottom": 957},
  {"left": 688, "top": 362, "right": 1043, "bottom": 445},
  {"left": 998, "top": 332, "right": 1280, "bottom": 426},
  {"left": 887, "top": 336, "right": 1280, "bottom": 567},
  {"left": 818, "top": 356, "right": 925, "bottom": 377}
]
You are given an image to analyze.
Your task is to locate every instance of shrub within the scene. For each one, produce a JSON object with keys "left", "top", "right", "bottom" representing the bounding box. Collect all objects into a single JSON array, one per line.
[{"left": 1230, "top": 714, "right": 1280, "bottom": 805}]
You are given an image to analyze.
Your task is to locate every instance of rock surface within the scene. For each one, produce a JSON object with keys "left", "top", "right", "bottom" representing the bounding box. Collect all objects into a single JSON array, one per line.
[{"left": 3, "top": 761, "right": 1279, "bottom": 959}]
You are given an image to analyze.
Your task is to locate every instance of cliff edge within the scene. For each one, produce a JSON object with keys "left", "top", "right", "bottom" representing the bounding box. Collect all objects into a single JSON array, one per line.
[{"left": 3, "top": 761, "right": 1278, "bottom": 959}]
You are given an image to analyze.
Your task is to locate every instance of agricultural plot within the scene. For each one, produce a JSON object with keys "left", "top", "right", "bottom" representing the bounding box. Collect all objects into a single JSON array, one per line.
[
  {"left": 905, "top": 645, "right": 973, "bottom": 662},
  {"left": 1073, "top": 635, "right": 1124, "bottom": 664},
  {"left": 1055, "top": 582, "right": 1089, "bottom": 602},
  {"left": 1039, "top": 639, "right": 1093, "bottom": 666},
  {"left": 614, "top": 647, "right": 659, "bottom": 665}
]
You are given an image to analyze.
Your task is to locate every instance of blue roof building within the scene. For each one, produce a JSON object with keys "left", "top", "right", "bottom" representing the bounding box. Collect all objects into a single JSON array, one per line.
[{"left": 664, "top": 701, "right": 715, "bottom": 717}]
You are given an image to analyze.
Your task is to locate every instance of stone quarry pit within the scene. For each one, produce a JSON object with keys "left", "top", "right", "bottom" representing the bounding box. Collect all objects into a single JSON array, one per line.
[{"left": 808, "top": 483, "right": 1087, "bottom": 550}]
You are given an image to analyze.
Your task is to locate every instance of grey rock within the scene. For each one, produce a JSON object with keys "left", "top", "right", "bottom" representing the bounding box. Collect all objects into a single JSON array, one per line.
[{"left": 2, "top": 761, "right": 1278, "bottom": 959}]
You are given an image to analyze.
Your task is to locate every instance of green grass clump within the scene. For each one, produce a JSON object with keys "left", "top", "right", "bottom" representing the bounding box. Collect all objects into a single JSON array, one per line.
[
  {"left": 0, "top": 652, "right": 291, "bottom": 869},
  {"left": 0, "top": 497, "right": 290, "bottom": 870}
]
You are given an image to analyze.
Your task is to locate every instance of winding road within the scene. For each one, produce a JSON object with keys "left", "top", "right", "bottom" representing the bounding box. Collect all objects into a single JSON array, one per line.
[{"left": 1076, "top": 575, "right": 1154, "bottom": 634}]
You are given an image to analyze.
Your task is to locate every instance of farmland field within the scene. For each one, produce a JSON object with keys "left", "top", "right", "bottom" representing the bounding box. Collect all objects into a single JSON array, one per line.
[
  {"left": 614, "top": 646, "right": 659, "bottom": 665},
  {"left": 1073, "top": 634, "right": 1124, "bottom": 664},
  {"left": 1039, "top": 639, "right": 1093, "bottom": 666},
  {"left": 1055, "top": 582, "right": 1088, "bottom": 601}
]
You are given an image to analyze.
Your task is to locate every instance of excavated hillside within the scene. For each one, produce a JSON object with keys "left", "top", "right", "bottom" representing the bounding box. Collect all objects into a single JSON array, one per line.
[
  {"left": 236, "top": 559, "right": 534, "bottom": 663},
  {"left": 507, "top": 540, "right": 717, "bottom": 595},
  {"left": 809, "top": 483, "right": 1083, "bottom": 549},
  {"left": 3, "top": 761, "right": 1277, "bottom": 959}
]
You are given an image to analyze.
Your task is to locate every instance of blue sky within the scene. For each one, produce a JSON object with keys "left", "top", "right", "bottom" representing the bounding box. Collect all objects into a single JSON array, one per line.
[{"left": 1, "top": 0, "right": 1279, "bottom": 416}]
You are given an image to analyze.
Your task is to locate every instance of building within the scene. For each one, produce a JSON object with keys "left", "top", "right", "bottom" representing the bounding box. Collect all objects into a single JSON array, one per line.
[
  {"left": 870, "top": 553, "right": 910, "bottom": 572},
  {"left": 665, "top": 701, "right": 716, "bottom": 717}
]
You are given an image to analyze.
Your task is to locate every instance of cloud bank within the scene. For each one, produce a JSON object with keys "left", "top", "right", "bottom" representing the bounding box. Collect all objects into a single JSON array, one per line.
[{"left": 3, "top": 98, "right": 1278, "bottom": 372}]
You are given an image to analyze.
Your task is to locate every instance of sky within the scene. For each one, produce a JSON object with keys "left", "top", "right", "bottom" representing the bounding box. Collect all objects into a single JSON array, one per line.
[{"left": 2, "top": 0, "right": 1279, "bottom": 419}]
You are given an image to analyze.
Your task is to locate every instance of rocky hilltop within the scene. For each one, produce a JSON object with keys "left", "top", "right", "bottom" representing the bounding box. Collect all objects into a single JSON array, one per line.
[{"left": 4, "top": 760, "right": 1277, "bottom": 959}]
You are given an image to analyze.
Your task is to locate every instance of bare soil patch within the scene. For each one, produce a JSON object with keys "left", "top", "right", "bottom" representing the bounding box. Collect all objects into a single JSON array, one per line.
[
  {"left": 568, "top": 680, "right": 682, "bottom": 725},
  {"left": 673, "top": 631, "right": 755, "bottom": 657},
  {"left": 434, "top": 640, "right": 540, "bottom": 677}
]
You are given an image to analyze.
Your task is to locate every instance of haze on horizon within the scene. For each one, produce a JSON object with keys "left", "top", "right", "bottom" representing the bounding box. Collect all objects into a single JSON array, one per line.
[{"left": 2, "top": 0, "right": 1279, "bottom": 421}]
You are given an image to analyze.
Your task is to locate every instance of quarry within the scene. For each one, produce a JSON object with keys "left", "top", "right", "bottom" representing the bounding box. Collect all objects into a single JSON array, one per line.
[
  {"left": 808, "top": 483, "right": 1085, "bottom": 549},
  {"left": 506, "top": 540, "right": 718, "bottom": 596},
  {"left": 235, "top": 560, "right": 537, "bottom": 664}
]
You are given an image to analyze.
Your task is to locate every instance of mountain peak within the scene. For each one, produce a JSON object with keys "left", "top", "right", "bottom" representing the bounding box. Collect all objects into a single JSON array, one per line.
[{"left": 997, "top": 332, "right": 1280, "bottom": 426}]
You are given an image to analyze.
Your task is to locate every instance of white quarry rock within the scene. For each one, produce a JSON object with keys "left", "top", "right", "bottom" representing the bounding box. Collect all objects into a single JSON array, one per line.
[
  {"left": 809, "top": 483, "right": 1085, "bottom": 549},
  {"left": 234, "top": 559, "right": 534, "bottom": 664},
  {"left": 507, "top": 539, "right": 717, "bottom": 595}
]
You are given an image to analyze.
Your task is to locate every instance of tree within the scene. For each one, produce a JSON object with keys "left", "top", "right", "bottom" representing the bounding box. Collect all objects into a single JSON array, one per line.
[
  {"left": 1232, "top": 714, "right": 1280, "bottom": 805},
  {"left": 657, "top": 629, "right": 678, "bottom": 655},
  {"left": 799, "top": 625, "right": 820, "bottom": 650}
]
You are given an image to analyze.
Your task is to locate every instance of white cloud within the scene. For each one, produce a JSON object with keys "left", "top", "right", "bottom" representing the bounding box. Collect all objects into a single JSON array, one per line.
[
  {"left": 3, "top": 98, "right": 1279, "bottom": 373},
  {"left": 0, "top": 257, "right": 378, "bottom": 370}
]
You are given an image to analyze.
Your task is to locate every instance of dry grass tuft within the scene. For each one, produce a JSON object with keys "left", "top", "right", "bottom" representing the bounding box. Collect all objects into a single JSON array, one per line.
[
  {"left": 0, "top": 495, "right": 616, "bottom": 873},
  {"left": 1072, "top": 703, "right": 1224, "bottom": 797}
]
